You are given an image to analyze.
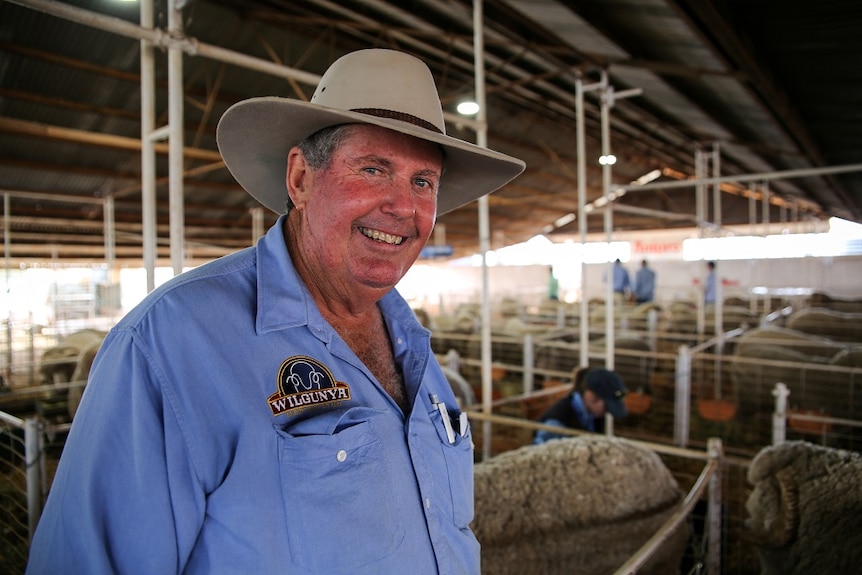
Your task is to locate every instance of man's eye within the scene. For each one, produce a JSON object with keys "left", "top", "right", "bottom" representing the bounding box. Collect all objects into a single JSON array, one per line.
[{"left": 362, "top": 167, "right": 382, "bottom": 175}]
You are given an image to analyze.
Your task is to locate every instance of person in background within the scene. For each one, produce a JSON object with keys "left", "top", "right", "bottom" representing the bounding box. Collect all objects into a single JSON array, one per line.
[
  {"left": 547, "top": 267, "right": 559, "bottom": 301},
  {"left": 611, "top": 258, "right": 632, "bottom": 301},
  {"left": 634, "top": 258, "right": 657, "bottom": 303},
  {"left": 533, "top": 367, "right": 628, "bottom": 443},
  {"left": 26, "top": 49, "right": 525, "bottom": 574},
  {"left": 704, "top": 260, "right": 717, "bottom": 304}
]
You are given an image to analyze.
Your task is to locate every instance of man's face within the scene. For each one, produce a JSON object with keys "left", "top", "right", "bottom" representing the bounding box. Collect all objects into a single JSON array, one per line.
[
  {"left": 289, "top": 124, "right": 442, "bottom": 293},
  {"left": 583, "top": 390, "right": 608, "bottom": 418}
]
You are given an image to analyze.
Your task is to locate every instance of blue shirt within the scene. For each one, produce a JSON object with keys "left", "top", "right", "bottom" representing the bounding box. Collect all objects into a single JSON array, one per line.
[
  {"left": 612, "top": 263, "right": 631, "bottom": 294},
  {"left": 634, "top": 266, "right": 656, "bottom": 302},
  {"left": 533, "top": 392, "right": 596, "bottom": 444},
  {"left": 705, "top": 269, "right": 717, "bottom": 304},
  {"left": 27, "top": 216, "right": 478, "bottom": 575}
]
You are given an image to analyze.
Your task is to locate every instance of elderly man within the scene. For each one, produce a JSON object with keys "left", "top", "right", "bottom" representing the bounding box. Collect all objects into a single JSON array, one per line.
[{"left": 27, "top": 49, "right": 524, "bottom": 574}]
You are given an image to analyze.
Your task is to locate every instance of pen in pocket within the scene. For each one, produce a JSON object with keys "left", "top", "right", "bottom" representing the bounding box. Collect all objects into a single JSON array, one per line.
[{"left": 430, "top": 394, "right": 456, "bottom": 444}]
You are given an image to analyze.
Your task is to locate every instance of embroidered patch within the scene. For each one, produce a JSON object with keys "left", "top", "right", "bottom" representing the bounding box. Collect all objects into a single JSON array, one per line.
[{"left": 267, "top": 355, "right": 351, "bottom": 416}]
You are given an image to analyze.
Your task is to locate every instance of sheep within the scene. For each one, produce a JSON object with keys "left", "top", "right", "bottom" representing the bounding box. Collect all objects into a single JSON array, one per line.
[
  {"left": 65, "top": 339, "right": 103, "bottom": 419},
  {"left": 729, "top": 326, "right": 858, "bottom": 418},
  {"left": 38, "top": 329, "right": 106, "bottom": 420},
  {"left": 745, "top": 441, "right": 862, "bottom": 575},
  {"left": 472, "top": 435, "right": 688, "bottom": 575},
  {"left": 809, "top": 292, "right": 862, "bottom": 314},
  {"left": 39, "top": 328, "right": 107, "bottom": 386},
  {"left": 786, "top": 307, "right": 862, "bottom": 343}
]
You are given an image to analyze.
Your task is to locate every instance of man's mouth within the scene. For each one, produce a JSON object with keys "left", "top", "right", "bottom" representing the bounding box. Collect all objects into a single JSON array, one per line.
[{"left": 359, "top": 227, "right": 405, "bottom": 245}]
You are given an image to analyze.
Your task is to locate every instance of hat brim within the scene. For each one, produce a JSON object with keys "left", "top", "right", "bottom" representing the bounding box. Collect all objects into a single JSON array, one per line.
[
  {"left": 216, "top": 97, "right": 526, "bottom": 216},
  {"left": 605, "top": 398, "right": 628, "bottom": 419}
]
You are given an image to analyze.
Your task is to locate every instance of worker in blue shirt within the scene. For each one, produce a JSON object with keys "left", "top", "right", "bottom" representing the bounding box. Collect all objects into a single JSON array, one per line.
[
  {"left": 634, "top": 259, "right": 656, "bottom": 303},
  {"left": 611, "top": 259, "right": 632, "bottom": 300},
  {"left": 533, "top": 367, "right": 628, "bottom": 443},
  {"left": 704, "top": 261, "right": 717, "bottom": 304},
  {"left": 26, "top": 49, "right": 524, "bottom": 575}
]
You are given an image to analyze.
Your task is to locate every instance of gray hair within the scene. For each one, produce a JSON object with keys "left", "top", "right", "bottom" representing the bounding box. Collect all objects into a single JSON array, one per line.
[{"left": 285, "top": 124, "right": 354, "bottom": 211}]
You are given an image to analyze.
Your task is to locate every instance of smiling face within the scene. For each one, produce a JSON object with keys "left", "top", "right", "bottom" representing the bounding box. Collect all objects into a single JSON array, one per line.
[{"left": 285, "top": 124, "right": 443, "bottom": 308}]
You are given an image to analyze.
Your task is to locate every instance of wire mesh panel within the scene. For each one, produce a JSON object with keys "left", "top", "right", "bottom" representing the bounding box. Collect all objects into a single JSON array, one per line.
[{"left": 0, "top": 417, "right": 30, "bottom": 575}]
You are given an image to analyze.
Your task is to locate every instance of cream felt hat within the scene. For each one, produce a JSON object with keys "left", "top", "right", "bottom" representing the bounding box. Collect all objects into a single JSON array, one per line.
[{"left": 216, "top": 49, "right": 525, "bottom": 215}]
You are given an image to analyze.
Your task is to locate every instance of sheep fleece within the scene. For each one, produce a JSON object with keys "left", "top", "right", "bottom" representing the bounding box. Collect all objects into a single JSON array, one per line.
[
  {"left": 745, "top": 441, "right": 862, "bottom": 575},
  {"left": 472, "top": 435, "right": 687, "bottom": 575}
]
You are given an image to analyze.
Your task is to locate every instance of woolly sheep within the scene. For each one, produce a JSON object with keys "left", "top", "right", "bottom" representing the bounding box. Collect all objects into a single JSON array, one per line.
[
  {"left": 745, "top": 441, "right": 862, "bottom": 575},
  {"left": 729, "top": 326, "right": 860, "bottom": 419},
  {"left": 472, "top": 435, "right": 688, "bottom": 575},
  {"left": 786, "top": 307, "right": 862, "bottom": 343}
]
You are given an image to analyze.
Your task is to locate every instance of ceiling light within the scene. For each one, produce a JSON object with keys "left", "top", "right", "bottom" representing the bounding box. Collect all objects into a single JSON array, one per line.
[
  {"left": 633, "top": 169, "right": 661, "bottom": 185},
  {"left": 553, "top": 213, "right": 576, "bottom": 228},
  {"left": 457, "top": 101, "right": 480, "bottom": 115},
  {"left": 598, "top": 155, "right": 617, "bottom": 165}
]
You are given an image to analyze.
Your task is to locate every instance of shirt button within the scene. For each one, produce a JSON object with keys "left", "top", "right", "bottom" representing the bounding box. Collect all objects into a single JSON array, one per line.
[
  {"left": 336, "top": 450, "right": 347, "bottom": 462},
  {"left": 425, "top": 497, "right": 431, "bottom": 509},
  {"left": 397, "top": 337, "right": 404, "bottom": 345}
]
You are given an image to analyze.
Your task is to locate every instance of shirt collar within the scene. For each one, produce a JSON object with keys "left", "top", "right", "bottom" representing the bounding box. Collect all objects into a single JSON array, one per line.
[{"left": 255, "top": 215, "right": 320, "bottom": 334}]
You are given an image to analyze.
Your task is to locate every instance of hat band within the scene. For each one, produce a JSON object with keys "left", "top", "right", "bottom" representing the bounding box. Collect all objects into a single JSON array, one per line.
[{"left": 351, "top": 108, "right": 443, "bottom": 134}]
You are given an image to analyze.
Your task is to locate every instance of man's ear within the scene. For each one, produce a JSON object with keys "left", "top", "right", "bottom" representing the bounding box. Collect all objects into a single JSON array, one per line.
[{"left": 286, "top": 147, "right": 311, "bottom": 209}]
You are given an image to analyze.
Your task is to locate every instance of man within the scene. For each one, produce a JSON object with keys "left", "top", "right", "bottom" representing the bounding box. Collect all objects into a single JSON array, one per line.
[
  {"left": 27, "top": 49, "right": 524, "bottom": 574},
  {"left": 634, "top": 258, "right": 656, "bottom": 303},
  {"left": 704, "top": 260, "right": 717, "bottom": 304},
  {"left": 533, "top": 367, "right": 628, "bottom": 443},
  {"left": 612, "top": 258, "right": 631, "bottom": 300}
]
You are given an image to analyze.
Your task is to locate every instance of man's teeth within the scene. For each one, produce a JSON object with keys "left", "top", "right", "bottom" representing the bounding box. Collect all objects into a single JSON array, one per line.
[{"left": 360, "top": 227, "right": 404, "bottom": 245}]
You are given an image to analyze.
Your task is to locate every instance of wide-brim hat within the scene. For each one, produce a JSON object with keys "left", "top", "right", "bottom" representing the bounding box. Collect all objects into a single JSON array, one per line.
[
  {"left": 585, "top": 369, "right": 629, "bottom": 419},
  {"left": 216, "top": 49, "right": 526, "bottom": 216}
]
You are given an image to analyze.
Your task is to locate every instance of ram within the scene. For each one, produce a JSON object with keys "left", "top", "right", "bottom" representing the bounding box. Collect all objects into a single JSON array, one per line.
[{"left": 745, "top": 441, "right": 862, "bottom": 575}]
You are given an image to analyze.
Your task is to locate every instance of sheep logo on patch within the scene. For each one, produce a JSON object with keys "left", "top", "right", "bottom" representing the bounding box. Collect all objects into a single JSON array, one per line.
[{"left": 267, "top": 355, "right": 351, "bottom": 416}]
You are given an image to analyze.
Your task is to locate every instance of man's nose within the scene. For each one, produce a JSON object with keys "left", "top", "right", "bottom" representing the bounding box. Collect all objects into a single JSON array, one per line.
[{"left": 381, "top": 178, "right": 417, "bottom": 218}]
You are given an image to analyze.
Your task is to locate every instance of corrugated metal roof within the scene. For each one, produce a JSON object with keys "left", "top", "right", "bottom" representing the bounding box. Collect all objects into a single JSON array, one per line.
[{"left": 0, "top": 0, "right": 859, "bottom": 262}]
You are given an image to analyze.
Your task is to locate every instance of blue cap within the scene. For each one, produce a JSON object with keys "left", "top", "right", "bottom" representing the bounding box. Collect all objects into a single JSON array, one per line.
[{"left": 585, "top": 369, "right": 628, "bottom": 419}]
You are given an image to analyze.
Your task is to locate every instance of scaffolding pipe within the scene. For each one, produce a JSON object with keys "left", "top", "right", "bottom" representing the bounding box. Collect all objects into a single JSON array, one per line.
[
  {"left": 140, "top": 0, "right": 157, "bottom": 291},
  {"left": 614, "top": 162, "right": 862, "bottom": 193},
  {"left": 696, "top": 146, "right": 706, "bottom": 238},
  {"left": 574, "top": 77, "right": 598, "bottom": 369},
  {"left": 712, "top": 143, "right": 722, "bottom": 228},
  {"left": 103, "top": 196, "right": 116, "bottom": 267},
  {"left": 472, "top": 0, "right": 495, "bottom": 461},
  {"left": 4, "top": 193, "right": 11, "bottom": 383},
  {"left": 674, "top": 345, "right": 692, "bottom": 446},
  {"left": 9, "top": 0, "right": 322, "bottom": 86},
  {"left": 600, "top": 79, "right": 616, "bottom": 378},
  {"left": 706, "top": 438, "right": 724, "bottom": 575},
  {"left": 522, "top": 333, "right": 534, "bottom": 394},
  {"left": 25, "top": 417, "right": 41, "bottom": 541},
  {"left": 168, "top": 1, "right": 185, "bottom": 275},
  {"left": 600, "top": 79, "right": 616, "bottom": 436}
]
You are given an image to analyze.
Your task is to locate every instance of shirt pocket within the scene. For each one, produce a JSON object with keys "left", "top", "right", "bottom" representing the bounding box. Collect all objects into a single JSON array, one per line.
[
  {"left": 429, "top": 405, "right": 475, "bottom": 528},
  {"left": 275, "top": 408, "right": 405, "bottom": 572}
]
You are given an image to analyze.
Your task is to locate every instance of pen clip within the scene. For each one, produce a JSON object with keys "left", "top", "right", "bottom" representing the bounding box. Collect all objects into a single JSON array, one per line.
[{"left": 431, "top": 394, "right": 456, "bottom": 444}]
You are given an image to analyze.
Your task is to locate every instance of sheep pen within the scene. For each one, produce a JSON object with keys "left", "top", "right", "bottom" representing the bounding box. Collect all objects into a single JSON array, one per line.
[{"left": 472, "top": 435, "right": 689, "bottom": 575}]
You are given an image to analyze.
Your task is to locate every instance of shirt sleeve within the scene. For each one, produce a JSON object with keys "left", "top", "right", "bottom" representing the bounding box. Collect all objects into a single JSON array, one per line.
[{"left": 27, "top": 327, "right": 205, "bottom": 575}]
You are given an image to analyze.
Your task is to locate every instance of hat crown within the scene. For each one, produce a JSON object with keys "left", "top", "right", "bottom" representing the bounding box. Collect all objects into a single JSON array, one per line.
[{"left": 310, "top": 49, "right": 447, "bottom": 135}]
